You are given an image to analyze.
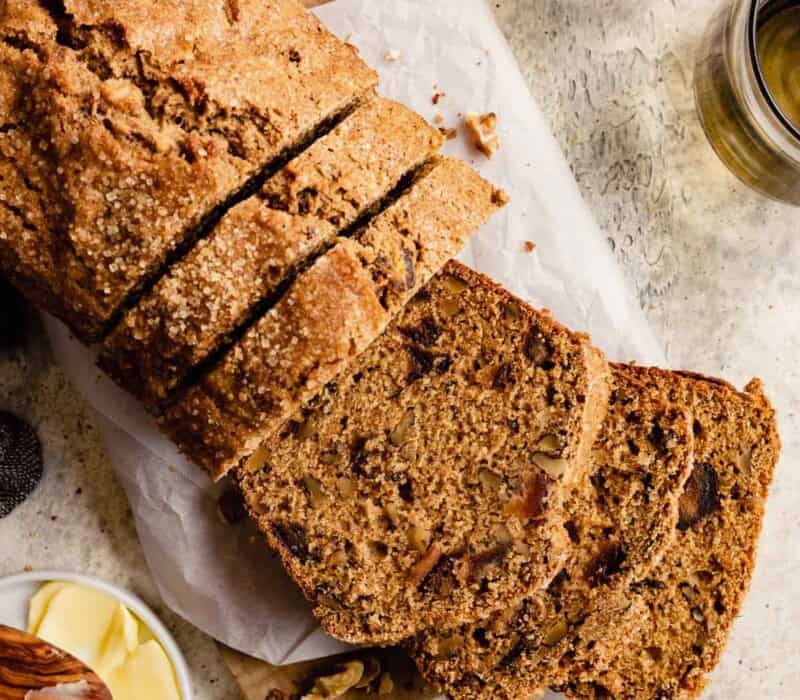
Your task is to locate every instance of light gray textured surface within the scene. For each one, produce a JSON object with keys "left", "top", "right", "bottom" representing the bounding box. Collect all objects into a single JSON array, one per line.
[{"left": 0, "top": 1, "right": 796, "bottom": 699}]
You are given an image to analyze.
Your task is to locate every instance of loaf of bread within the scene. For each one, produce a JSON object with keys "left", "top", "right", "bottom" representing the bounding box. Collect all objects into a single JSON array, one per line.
[
  {"left": 160, "top": 159, "right": 508, "bottom": 481},
  {"left": 99, "top": 97, "right": 442, "bottom": 405},
  {"left": 0, "top": 5, "right": 782, "bottom": 696},
  {"left": 554, "top": 369, "right": 780, "bottom": 700},
  {"left": 0, "top": 0, "right": 376, "bottom": 341},
  {"left": 409, "top": 363, "right": 694, "bottom": 698},
  {"left": 235, "top": 262, "right": 610, "bottom": 644}
]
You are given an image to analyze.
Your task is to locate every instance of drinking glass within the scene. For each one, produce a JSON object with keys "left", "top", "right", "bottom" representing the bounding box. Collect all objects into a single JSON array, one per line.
[{"left": 695, "top": 0, "right": 800, "bottom": 204}]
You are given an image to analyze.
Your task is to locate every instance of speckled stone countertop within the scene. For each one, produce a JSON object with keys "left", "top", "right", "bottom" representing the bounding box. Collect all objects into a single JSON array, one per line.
[{"left": 1, "top": 2, "right": 797, "bottom": 699}]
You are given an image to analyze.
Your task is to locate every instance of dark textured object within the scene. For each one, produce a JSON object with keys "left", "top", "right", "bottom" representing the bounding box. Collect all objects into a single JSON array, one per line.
[
  {"left": 0, "top": 276, "right": 28, "bottom": 350},
  {"left": 0, "top": 411, "right": 43, "bottom": 518}
]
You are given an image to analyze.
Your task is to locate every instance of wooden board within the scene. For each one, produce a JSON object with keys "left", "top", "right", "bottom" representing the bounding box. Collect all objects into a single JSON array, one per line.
[{"left": 0, "top": 625, "right": 111, "bottom": 700}]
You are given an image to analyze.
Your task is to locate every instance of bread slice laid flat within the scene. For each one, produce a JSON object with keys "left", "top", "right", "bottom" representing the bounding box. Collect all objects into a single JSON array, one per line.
[
  {"left": 554, "top": 368, "right": 780, "bottom": 700},
  {"left": 100, "top": 98, "right": 442, "bottom": 406},
  {"left": 410, "top": 363, "right": 693, "bottom": 699},
  {"left": 235, "top": 262, "right": 611, "bottom": 645},
  {"left": 0, "top": 0, "right": 376, "bottom": 341},
  {"left": 160, "top": 159, "right": 508, "bottom": 481}
]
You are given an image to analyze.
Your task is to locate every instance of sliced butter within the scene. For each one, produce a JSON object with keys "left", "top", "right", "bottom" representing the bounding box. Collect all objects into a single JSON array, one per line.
[
  {"left": 94, "top": 603, "right": 139, "bottom": 679},
  {"left": 34, "top": 584, "right": 119, "bottom": 667},
  {"left": 106, "top": 640, "right": 181, "bottom": 700},
  {"left": 28, "top": 582, "right": 182, "bottom": 700},
  {"left": 27, "top": 581, "right": 70, "bottom": 636}
]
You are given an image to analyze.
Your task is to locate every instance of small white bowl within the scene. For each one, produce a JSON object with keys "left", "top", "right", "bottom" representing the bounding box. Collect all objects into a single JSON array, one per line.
[{"left": 0, "top": 570, "right": 192, "bottom": 699}]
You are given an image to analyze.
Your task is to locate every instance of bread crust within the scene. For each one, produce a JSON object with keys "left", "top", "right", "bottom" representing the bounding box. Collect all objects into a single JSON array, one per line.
[
  {"left": 99, "top": 98, "right": 442, "bottom": 405},
  {"left": 160, "top": 159, "right": 508, "bottom": 480},
  {"left": 0, "top": 0, "right": 377, "bottom": 341}
]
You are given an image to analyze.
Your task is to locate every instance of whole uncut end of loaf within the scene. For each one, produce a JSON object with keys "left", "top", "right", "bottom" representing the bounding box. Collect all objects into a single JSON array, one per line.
[{"left": 0, "top": 0, "right": 377, "bottom": 341}]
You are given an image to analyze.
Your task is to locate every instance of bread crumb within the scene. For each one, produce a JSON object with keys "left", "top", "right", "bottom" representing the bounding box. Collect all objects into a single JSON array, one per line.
[
  {"left": 433, "top": 114, "right": 445, "bottom": 125},
  {"left": 524, "top": 241, "right": 536, "bottom": 253},
  {"left": 384, "top": 49, "right": 401, "bottom": 62},
  {"left": 465, "top": 112, "right": 500, "bottom": 159},
  {"left": 433, "top": 91, "right": 446, "bottom": 105},
  {"left": 438, "top": 127, "right": 458, "bottom": 141}
]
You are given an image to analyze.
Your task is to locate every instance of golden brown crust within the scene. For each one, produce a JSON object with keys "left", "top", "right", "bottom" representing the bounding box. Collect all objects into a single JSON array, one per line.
[
  {"left": 411, "top": 366, "right": 694, "bottom": 699},
  {"left": 160, "top": 158, "right": 507, "bottom": 480},
  {"left": 559, "top": 367, "right": 780, "bottom": 700},
  {"left": 0, "top": 0, "right": 377, "bottom": 341},
  {"left": 235, "top": 260, "right": 610, "bottom": 645},
  {"left": 99, "top": 98, "right": 442, "bottom": 405}
]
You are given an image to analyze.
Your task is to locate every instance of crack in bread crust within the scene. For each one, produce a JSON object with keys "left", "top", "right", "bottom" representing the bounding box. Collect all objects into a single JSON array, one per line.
[
  {"left": 0, "top": 0, "right": 377, "bottom": 340},
  {"left": 160, "top": 158, "right": 508, "bottom": 481}
]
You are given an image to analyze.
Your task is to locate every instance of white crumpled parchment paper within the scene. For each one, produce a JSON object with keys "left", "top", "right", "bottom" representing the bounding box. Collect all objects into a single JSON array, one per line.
[{"left": 43, "top": 0, "right": 664, "bottom": 668}]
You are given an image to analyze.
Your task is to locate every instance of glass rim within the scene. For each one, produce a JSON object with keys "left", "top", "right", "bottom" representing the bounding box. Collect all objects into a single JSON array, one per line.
[{"left": 749, "top": 0, "right": 800, "bottom": 141}]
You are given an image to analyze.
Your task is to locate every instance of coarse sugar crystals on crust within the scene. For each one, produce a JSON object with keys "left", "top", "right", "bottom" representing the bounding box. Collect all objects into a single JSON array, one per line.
[
  {"left": 0, "top": 0, "right": 377, "bottom": 341},
  {"left": 235, "top": 262, "right": 611, "bottom": 645},
  {"left": 410, "top": 363, "right": 693, "bottom": 699},
  {"left": 100, "top": 97, "right": 442, "bottom": 405},
  {"left": 557, "top": 368, "right": 780, "bottom": 700},
  {"left": 160, "top": 158, "right": 508, "bottom": 481}
]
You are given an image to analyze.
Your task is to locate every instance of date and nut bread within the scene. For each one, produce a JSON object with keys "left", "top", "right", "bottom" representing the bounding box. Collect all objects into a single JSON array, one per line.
[
  {"left": 555, "top": 369, "right": 780, "bottom": 700},
  {"left": 409, "top": 363, "right": 694, "bottom": 699},
  {"left": 160, "top": 158, "right": 509, "bottom": 481},
  {"left": 0, "top": 0, "right": 376, "bottom": 341},
  {"left": 99, "top": 97, "right": 442, "bottom": 406},
  {"left": 235, "top": 262, "right": 611, "bottom": 645}
]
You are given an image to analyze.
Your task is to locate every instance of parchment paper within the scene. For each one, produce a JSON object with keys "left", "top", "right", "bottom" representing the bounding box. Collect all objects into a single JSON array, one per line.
[{"left": 43, "top": 0, "right": 664, "bottom": 668}]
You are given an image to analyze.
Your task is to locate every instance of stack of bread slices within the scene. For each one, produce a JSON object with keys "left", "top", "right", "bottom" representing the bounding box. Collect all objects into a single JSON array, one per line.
[{"left": 0, "top": 1, "right": 780, "bottom": 698}]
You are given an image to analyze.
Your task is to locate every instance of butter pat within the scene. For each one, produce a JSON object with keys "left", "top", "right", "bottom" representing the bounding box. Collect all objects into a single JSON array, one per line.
[
  {"left": 28, "top": 581, "right": 182, "bottom": 700},
  {"left": 34, "top": 585, "right": 119, "bottom": 667},
  {"left": 107, "top": 641, "right": 181, "bottom": 700}
]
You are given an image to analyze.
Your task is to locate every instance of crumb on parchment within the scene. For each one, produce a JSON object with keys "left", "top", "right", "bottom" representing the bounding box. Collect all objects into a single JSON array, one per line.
[{"left": 465, "top": 112, "right": 500, "bottom": 158}]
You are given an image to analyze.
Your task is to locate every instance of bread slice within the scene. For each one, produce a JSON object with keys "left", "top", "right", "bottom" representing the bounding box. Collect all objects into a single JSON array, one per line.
[
  {"left": 234, "top": 262, "right": 611, "bottom": 645},
  {"left": 99, "top": 98, "right": 442, "bottom": 405},
  {"left": 160, "top": 159, "right": 508, "bottom": 481},
  {"left": 554, "top": 368, "right": 780, "bottom": 700},
  {"left": 409, "top": 363, "right": 693, "bottom": 698},
  {"left": 0, "top": 0, "right": 377, "bottom": 341}
]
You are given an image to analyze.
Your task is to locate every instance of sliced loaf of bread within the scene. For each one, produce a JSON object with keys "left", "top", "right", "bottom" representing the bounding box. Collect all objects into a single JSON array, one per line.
[
  {"left": 555, "top": 369, "right": 780, "bottom": 700},
  {"left": 99, "top": 97, "right": 442, "bottom": 405},
  {"left": 160, "top": 159, "right": 508, "bottom": 480},
  {"left": 410, "top": 363, "right": 694, "bottom": 699},
  {"left": 235, "top": 262, "right": 611, "bottom": 645}
]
